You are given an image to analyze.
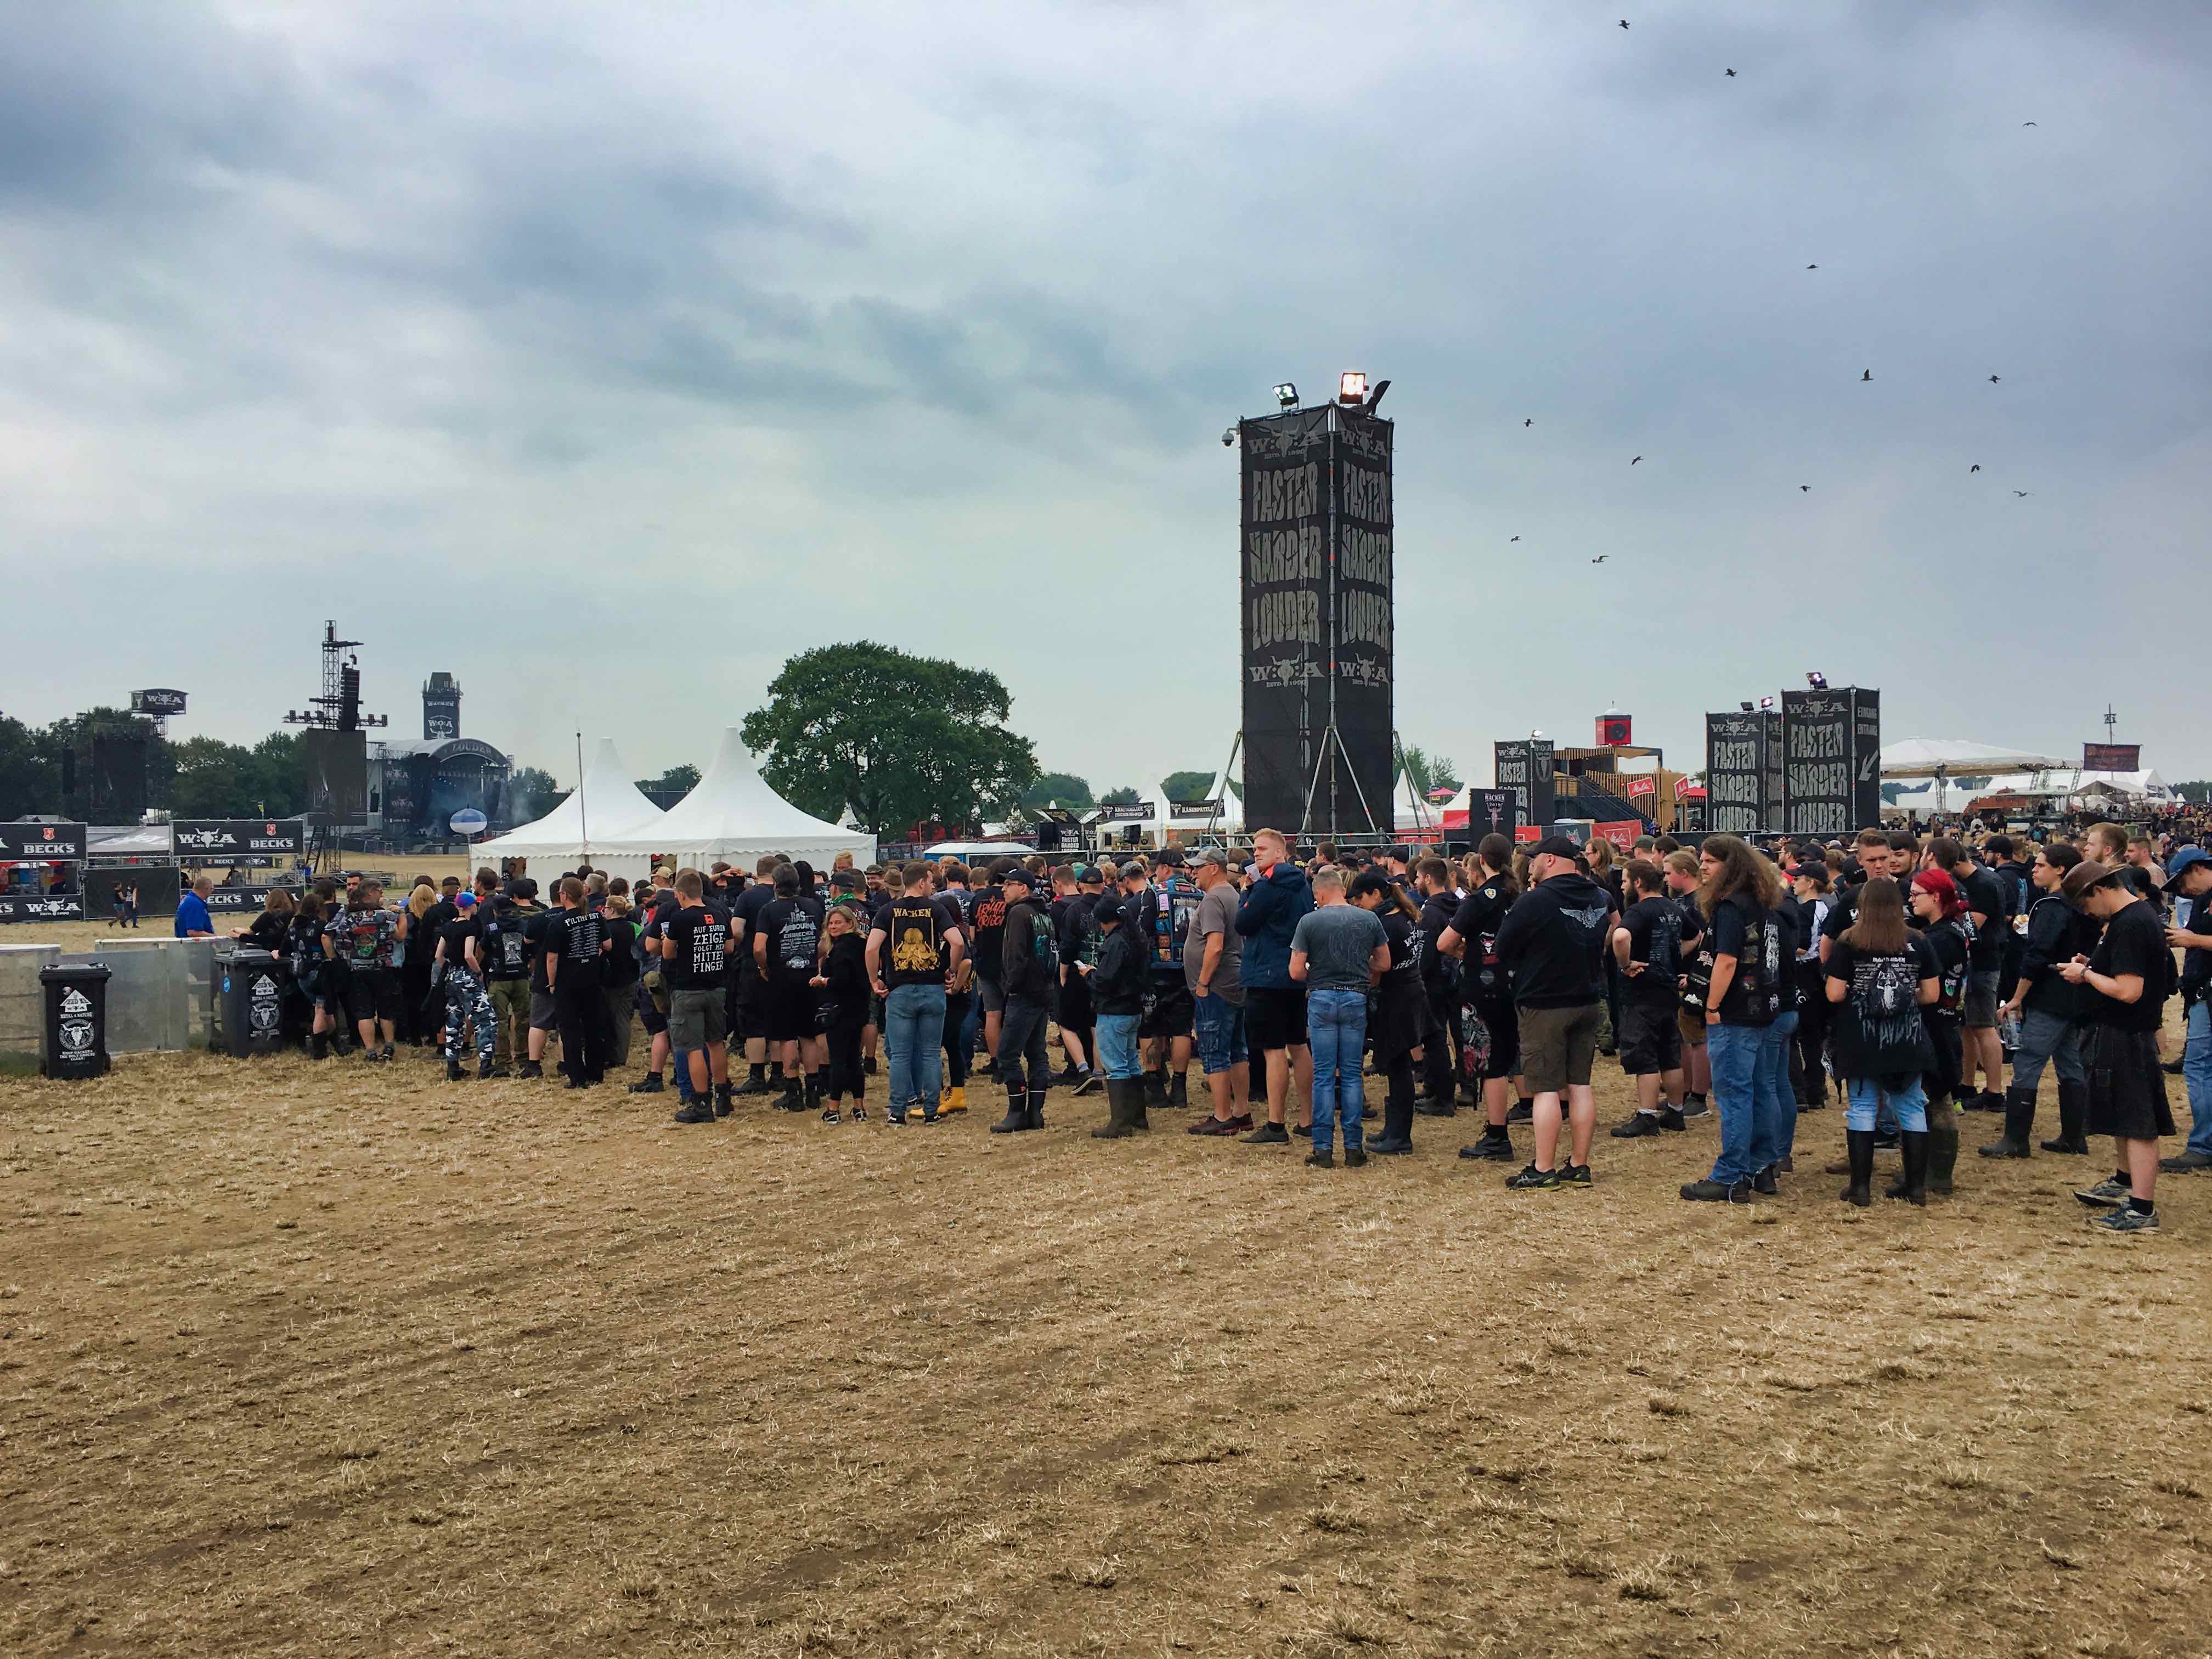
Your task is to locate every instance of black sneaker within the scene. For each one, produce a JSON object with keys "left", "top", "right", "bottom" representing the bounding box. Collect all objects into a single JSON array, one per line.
[
  {"left": 1305, "top": 1148, "right": 1335, "bottom": 1169},
  {"left": 1342, "top": 1148, "right": 1368, "bottom": 1168},
  {"left": 2091, "top": 1206, "right": 2159, "bottom": 1233},
  {"left": 477, "top": 1059, "right": 494, "bottom": 1080},
  {"left": 712, "top": 1088, "right": 733, "bottom": 1118},
  {"left": 1459, "top": 1131, "right": 1514, "bottom": 1161},
  {"left": 2159, "top": 1149, "right": 2212, "bottom": 1173},
  {"left": 517, "top": 1061, "right": 543, "bottom": 1079},
  {"left": 886, "top": 1108, "right": 907, "bottom": 1125},
  {"left": 918, "top": 1108, "right": 940, "bottom": 1126},
  {"left": 1752, "top": 1164, "right": 1779, "bottom": 1195},
  {"left": 734, "top": 1074, "right": 774, "bottom": 1096},
  {"left": 850, "top": 1104, "right": 868, "bottom": 1122},
  {"left": 1504, "top": 1163, "right": 1559, "bottom": 1190},
  {"left": 1074, "top": 1071, "right": 1101, "bottom": 1096},
  {"left": 1557, "top": 1160, "right": 1593, "bottom": 1188},
  {"left": 1680, "top": 1177, "right": 1751, "bottom": 1203},
  {"left": 1610, "top": 1112, "right": 1662, "bottom": 1139},
  {"left": 821, "top": 1107, "right": 840, "bottom": 1124},
  {"left": 1657, "top": 1105, "right": 1688, "bottom": 1131},
  {"left": 1505, "top": 1100, "right": 1534, "bottom": 1124},
  {"left": 2075, "top": 1175, "right": 2132, "bottom": 1209},
  {"left": 1678, "top": 1096, "right": 1711, "bottom": 1120},
  {"left": 1413, "top": 1098, "right": 1458, "bottom": 1118},
  {"left": 672, "top": 1102, "right": 715, "bottom": 1125},
  {"left": 1242, "top": 1121, "right": 1290, "bottom": 1145},
  {"left": 628, "top": 1074, "right": 665, "bottom": 1094}
]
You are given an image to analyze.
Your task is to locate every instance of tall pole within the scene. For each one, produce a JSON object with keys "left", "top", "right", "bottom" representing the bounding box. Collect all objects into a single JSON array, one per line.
[{"left": 575, "top": 731, "right": 589, "bottom": 861}]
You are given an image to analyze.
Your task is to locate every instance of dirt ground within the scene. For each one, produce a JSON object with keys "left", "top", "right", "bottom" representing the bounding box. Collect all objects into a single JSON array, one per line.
[{"left": 5, "top": 1029, "right": 2211, "bottom": 1657}]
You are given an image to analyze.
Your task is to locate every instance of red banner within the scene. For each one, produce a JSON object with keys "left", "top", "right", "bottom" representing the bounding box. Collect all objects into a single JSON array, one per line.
[
  {"left": 1625, "top": 776, "right": 1656, "bottom": 799},
  {"left": 1594, "top": 820, "right": 1641, "bottom": 849}
]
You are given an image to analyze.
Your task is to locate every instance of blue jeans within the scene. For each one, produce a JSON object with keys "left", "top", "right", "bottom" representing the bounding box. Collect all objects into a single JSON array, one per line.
[
  {"left": 1307, "top": 988, "right": 1369, "bottom": 1154},
  {"left": 1193, "top": 992, "right": 1248, "bottom": 1075},
  {"left": 1706, "top": 1022, "right": 1763, "bottom": 1184},
  {"left": 1096, "top": 1013, "right": 1141, "bottom": 1080},
  {"left": 1848, "top": 1075, "right": 1928, "bottom": 1133},
  {"left": 884, "top": 984, "right": 946, "bottom": 1113},
  {"left": 2185, "top": 1000, "right": 2212, "bottom": 1160},
  {"left": 1756, "top": 1012, "right": 1798, "bottom": 1167}
]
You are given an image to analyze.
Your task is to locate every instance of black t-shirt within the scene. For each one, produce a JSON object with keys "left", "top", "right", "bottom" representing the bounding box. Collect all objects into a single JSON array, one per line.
[
  {"left": 1378, "top": 908, "right": 1421, "bottom": 990},
  {"left": 1418, "top": 891, "right": 1458, "bottom": 991},
  {"left": 755, "top": 895, "right": 825, "bottom": 988},
  {"left": 601, "top": 916, "right": 640, "bottom": 987},
  {"left": 1620, "top": 895, "right": 1683, "bottom": 1006},
  {"left": 875, "top": 894, "right": 962, "bottom": 990},
  {"left": 479, "top": 905, "right": 535, "bottom": 980},
  {"left": 1826, "top": 938, "right": 1937, "bottom": 1078},
  {"left": 422, "top": 899, "right": 459, "bottom": 941},
  {"left": 969, "top": 885, "right": 1008, "bottom": 982},
  {"left": 1919, "top": 917, "right": 1972, "bottom": 1022},
  {"left": 436, "top": 913, "right": 479, "bottom": 971},
  {"left": 730, "top": 884, "right": 776, "bottom": 975},
  {"left": 1448, "top": 879, "right": 1512, "bottom": 1001},
  {"left": 551, "top": 907, "right": 604, "bottom": 984},
  {"left": 2086, "top": 898, "right": 2171, "bottom": 1033},
  {"left": 663, "top": 904, "right": 732, "bottom": 991},
  {"left": 1709, "top": 891, "right": 1776, "bottom": 1025},
  {"left": 523, "top": 906, "right": 556, "bottom": 990},
  {"left": 1959, "top": 868, "right": 2007, "bottom": 970}
]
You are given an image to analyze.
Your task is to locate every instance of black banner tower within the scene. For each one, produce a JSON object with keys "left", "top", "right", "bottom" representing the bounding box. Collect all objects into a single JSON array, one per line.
[{"left": 1237, "top": 377, "right": 1394, "bottom": 840}]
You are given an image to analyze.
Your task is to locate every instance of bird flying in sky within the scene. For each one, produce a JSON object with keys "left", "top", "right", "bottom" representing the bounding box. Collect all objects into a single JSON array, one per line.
[
  {"left": 1861, "top": 369, "right": 1872, "bottom": 382},
  {"left": 1726, "top": 68, "right": 1736, "bottom": 77},
  {"left": 1523, "top": 417, "right": 1532, "bottom": 427},
  {"left": 1970, "top": 464, "right": 1981, "bottom": 473},
  {"left": 1509, "top": 535, "right": 1520, "bottom": 542},
  {"left": 1989, "top": 374, "right": 2001, "bottom": 383},
  {"left": 1592, "top": 555, "right": 1607, "bottom": 563},
  {"left": 1630, "top": 455, "right": 1642, "bottom": 465},
  {"left": 2013, "top": 490, "right": 2032, "bottom": 497},
  {"left": 1800, "top": 484, "right": 1811, "bottom": 492}
]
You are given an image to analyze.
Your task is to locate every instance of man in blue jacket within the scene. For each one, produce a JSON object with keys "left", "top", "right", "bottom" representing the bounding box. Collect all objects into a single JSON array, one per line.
[{"left": 1234, "top": 827, "right": 1314, "bottom": 1144}]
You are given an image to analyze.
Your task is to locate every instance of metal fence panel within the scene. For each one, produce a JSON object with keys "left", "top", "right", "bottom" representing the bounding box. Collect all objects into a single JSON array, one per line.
[{"left": 0, "top": 944, "right": 62, "bottom": 1065}]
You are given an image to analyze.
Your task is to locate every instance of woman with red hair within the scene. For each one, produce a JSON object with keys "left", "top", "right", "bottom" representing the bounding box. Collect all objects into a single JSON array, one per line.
[{"left": 1909, "top": 868, "right": 1973, "bottom": 1195}]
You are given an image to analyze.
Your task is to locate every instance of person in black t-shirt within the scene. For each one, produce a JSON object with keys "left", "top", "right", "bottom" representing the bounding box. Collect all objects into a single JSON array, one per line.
[
  {"left": 729, "top": 859, "right": 782, "bottom": 1093},
  {"left": 866, "top": 861, "right": 967, "bottom": 1124},
  {"left": 1930, "top": 837, "right": 2008, "bottom": 1112},
  {"left": 1437, "top": 837, "right": 1521, "bottom": 1160},
  {"left": 658, "top": 868, "right": 736, "bottom": 1122},
  {"left": 600, "top": 895, "right": 641, "bottom": 1074},
  {"left": 1413, "top": 857, "right": 1462, "bottom": 1113},
  {"left": 1610, "top": 860, "right": 1686, "bottom": 1138},
  {"left": 1662, "top": 849, "right": 1711, "bottom": 1116},
  {"left": 1682, "top": 836, "right": 1784, "bottom": 1204},
  {"left": 544, "top": 875, "right": 612, "bottom": 1088},
  {"left": 2059, "top": 861, "right": 2176, "bottom": 1232},
  {"left": 753, "top": 865, "right": 827, "bottom": 1110},
  {"left": 431, "top": 895, "right": 495, "bottom": 1079}
]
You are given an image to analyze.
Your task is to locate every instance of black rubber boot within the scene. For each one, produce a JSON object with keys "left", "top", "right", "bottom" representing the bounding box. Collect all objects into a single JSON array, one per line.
[
  {"left": 1372, "top": 1071, "right": 1416, "bottom": 1154},
  {"left": 2044, "top": 1079, "right": 2090, "bottom": 1154},
  {"left": 1025, "top": 1087, "right": 1047, "bottom": 1131},
  {"left": 477, "top": 1058, "right": 494, "bottom": 1080},
  {"left": 1143, "top": 1069, "right": 1167, "bottom": 1107},
  {"left": 446, "top": 1058, "right": 464, "bottom": 1082},
  {"left": 1979, "top": 1086, "right": 2036, "bottom": 1158},
  {"left": 309, "top": 1032, "right": 328, "bottom": 1060},
  {"left": 1887, "top": 1129, "right": 1929, "bottom": 1205},
  {"left": 1092, "top": 1078, "right": 1137, "bottom": 1138},
  {"left": 990, "top": 1084, "right": 1028, "bottom": 1134},
  {"left": 1839, "top": 1128, "right": 1875, "bottom": 1207},
  {"left": 1925, "top": 1098, "right": 1959, "bottom": 1194},
  {"left": 1167, "top": 1071, "right": 1188, "bottom": 1110}
]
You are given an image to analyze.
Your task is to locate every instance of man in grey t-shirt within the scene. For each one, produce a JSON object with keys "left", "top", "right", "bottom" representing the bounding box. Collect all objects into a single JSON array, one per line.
[
  {"left": 1289, "top": 868, "right": 1390, "bottom": 1165},
  {"left": 1187, "top": 850, "right": 1249, "bottom": 1135}
]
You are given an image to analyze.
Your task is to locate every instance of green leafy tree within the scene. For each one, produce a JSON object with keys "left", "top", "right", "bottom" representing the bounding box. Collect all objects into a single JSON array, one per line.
[
  {"left": 1099, "top": 786, "right": 1141, "bottom": 806},
  {"left": 1399, "top": 745, "right": 1461, "bottom": 798},
  {"left": 742, "top": 644, "right": 1039, "bottom": 834},
  {"left": 2176, "top": 781, "right": 2212, "bottom": 805},
  {"left": 636, "top": 764, "right": 701, "bottom": 796},
  {"left": 245, "top": 732, "right": 305, "bottom": 817},
  {"left": 1160, "top": 769, "right": 1217, "bottom": 804},
  {"left": 167, "top": 736, "right": 258, "bottom": 817},
  {"left": 1023, "top": 771, "right": 1094, "bottom": 810},
  {"left": 0, "top": 713, "right": 59, "bottom": 820},
  {"left": 509, "top": 766, "right": 564, "bottom": 821},
  {"left": 36, "top": 706, "right": 172, "bottom": 817}
]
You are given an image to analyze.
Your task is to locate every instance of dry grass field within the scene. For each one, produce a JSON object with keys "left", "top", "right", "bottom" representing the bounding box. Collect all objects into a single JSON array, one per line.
[{"left": 5, "top": 1034, "right": 2212, "bottom": 1657}]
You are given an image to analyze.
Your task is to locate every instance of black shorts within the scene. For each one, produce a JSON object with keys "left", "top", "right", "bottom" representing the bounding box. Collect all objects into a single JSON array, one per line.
[
  {"left": 1058, "top": 974, "right": 1094, "bottom": 1033},
  {"left": 2082, "top": 1024, "right": 2177, "bottom": 1141},
  {"left": 1141, "top": 978, "right": 1195, "bottom": 1039},
  {"left": 1616, "top": 998, "right": 1684, "bottom": 1077},
  {"left": 766, "top": 980, "right": 816, "bottom": 1044},
  {"left": 1246, "top": 985, "right": 1308, "bottom": 1051},
  {"left": 637, "top": 981, "right": 669, "bottom": 1036},
  {"left": 343, "top": 965, "right": 399, "bottom": 1024},
  {"left": 1460, "top": 996, "right": 1520, "bottom": 1082}
]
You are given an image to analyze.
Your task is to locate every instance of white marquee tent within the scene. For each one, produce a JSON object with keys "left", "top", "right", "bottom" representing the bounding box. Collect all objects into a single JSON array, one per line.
[
  {"left": 595, "top": 726, "right": 876, "bottom": 870},
  {"left": 475, "top": 738, "right": 669, "bottom": 881},
  {"left": 1880, "top": 738, "right": 2069, "bottom": 777}
]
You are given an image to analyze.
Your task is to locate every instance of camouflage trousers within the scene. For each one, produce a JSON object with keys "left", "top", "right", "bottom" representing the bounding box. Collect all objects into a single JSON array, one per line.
[{"left": 444, "top": 967, "right": 496, "bottom": 1063}]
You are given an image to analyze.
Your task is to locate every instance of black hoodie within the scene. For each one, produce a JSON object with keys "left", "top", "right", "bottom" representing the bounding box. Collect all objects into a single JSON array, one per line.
[{"left": 1493, "top": 871, "right": 1614, "bottom": 1009}]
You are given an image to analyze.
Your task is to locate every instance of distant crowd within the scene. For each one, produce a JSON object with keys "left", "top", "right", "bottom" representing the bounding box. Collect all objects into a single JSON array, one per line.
[{"left": 217, "top": 816, "right": 2211, "bottom": 1234}]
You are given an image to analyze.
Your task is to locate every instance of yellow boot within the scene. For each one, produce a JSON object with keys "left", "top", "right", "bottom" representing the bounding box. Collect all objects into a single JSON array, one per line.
[{"left": 940, "top": 1082, "right": 968, "bottom": 1115}]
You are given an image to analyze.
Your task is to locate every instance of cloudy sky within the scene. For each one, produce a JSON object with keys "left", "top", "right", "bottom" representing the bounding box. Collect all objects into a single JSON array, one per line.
[{"left": 7, "top": 2, "right": 2210, "bottom": 794}]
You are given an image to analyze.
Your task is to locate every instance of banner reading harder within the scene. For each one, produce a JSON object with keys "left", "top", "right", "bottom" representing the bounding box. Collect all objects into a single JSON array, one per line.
[
  {"left": 1760, "top": 708, "right": 1786, "bottom": 831},
  {"left": 1493, "top": 740, "right": 1555, "bottom": 831},
  {"left": 1851, "top": 687, "right": 1882, "bottom": 830},
  {"left": 1328, "top": 410, "right": 1395, "bottom": 836},
  {"left": 1782, "top": 690, "right": 1853, "bottom": 837},
  {"left": 1705, "top": 714, "right": 1763, "bottom": 835},
  {"left": 1240, "top": 408, "right": 1331, "bottom": 832}
]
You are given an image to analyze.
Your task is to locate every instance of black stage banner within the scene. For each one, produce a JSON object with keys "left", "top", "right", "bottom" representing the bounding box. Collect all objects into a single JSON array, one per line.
[
  {"left": 0, "top": 894, "right": 86, "bottom": 924},
  {"left": 205, "top": 886, "right": 301, "bottom": 914},
  {"left": 132, "top": 688, "right": 188, "bottom": 716},
  {"left": 173, "top": 819, "right": 308, "bottom": 857},
  {"left": 1240, "top": 408, "right": 1332, "bottom": 833},
  {"left": 1782, "top": 690, "right": 1853, "bottom": 838},
  {"left": 1462, "top": 789, "right": 1521, "bottom": 843},
  {"left": 1759, "top": 709, "right": 1786, "bottom": 832},
  {"left": 1851, "top": 687, "right": 1882, "bottom": 830},
  {"left": 1095, "top": 802, "right": 1154, "bottom": 823},
  {"left": 1705, "top": 714, "right": 1763, "bottom": 836},
  {"left": 1329, "top": 409, "right": 1395, "bottom": 837},
  {"left": 2, "top": 821, "right": 87, "bottom": 861},
  {"left": 1493, "top": 740, "right": 1555, "bottom": 832}
]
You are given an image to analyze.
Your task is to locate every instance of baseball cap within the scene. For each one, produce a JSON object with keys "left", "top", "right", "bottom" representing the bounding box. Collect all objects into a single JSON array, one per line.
[
  {"left": 2166, "top": 847, "right": 2211, "bottom": 882},
  {"left": 1531, "top": 835, "right": 1582, "bottom": 860},
  {"left": 1389, "top": 845, "right": 1412, "bottom": 863},
  {"left": 1000, "top": 867, "right": 1032, "bottom": 890},
  {"left": 1192, "top": 848, "right": 1229, "bottom": 870}
]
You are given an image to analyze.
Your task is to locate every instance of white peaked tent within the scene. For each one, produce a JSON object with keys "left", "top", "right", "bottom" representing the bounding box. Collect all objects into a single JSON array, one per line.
[
  {"left": 1392, "top": 769, "right": 1438, "bottom": 833},
  {"left": 1880, "top": 738, "right": 2068, "bottom": 777},
  {"left": 476, "top": 738, "right": 668, "bottom": 881},
  {"left": 596, "top": 726, "right": 876, "bottom": 869}
]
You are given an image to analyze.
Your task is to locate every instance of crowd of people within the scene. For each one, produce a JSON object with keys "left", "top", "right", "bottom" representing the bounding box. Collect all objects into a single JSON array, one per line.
[{"left": 224, "top": 815, "right": 2210, "bottom": 1233}]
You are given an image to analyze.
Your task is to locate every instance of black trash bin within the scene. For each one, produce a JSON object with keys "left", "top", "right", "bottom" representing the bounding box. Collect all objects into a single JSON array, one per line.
[
  {"left": 41, "top": 962, "right": 113, "bottom": 1080},
  {"left": 221, "top": 948, "right": 287, "bottom": 1058}
]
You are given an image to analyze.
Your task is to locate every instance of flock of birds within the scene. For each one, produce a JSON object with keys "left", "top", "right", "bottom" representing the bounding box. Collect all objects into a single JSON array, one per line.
[{"left": 1507, "top": 22, "right": 2041, "bottom": 560}]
